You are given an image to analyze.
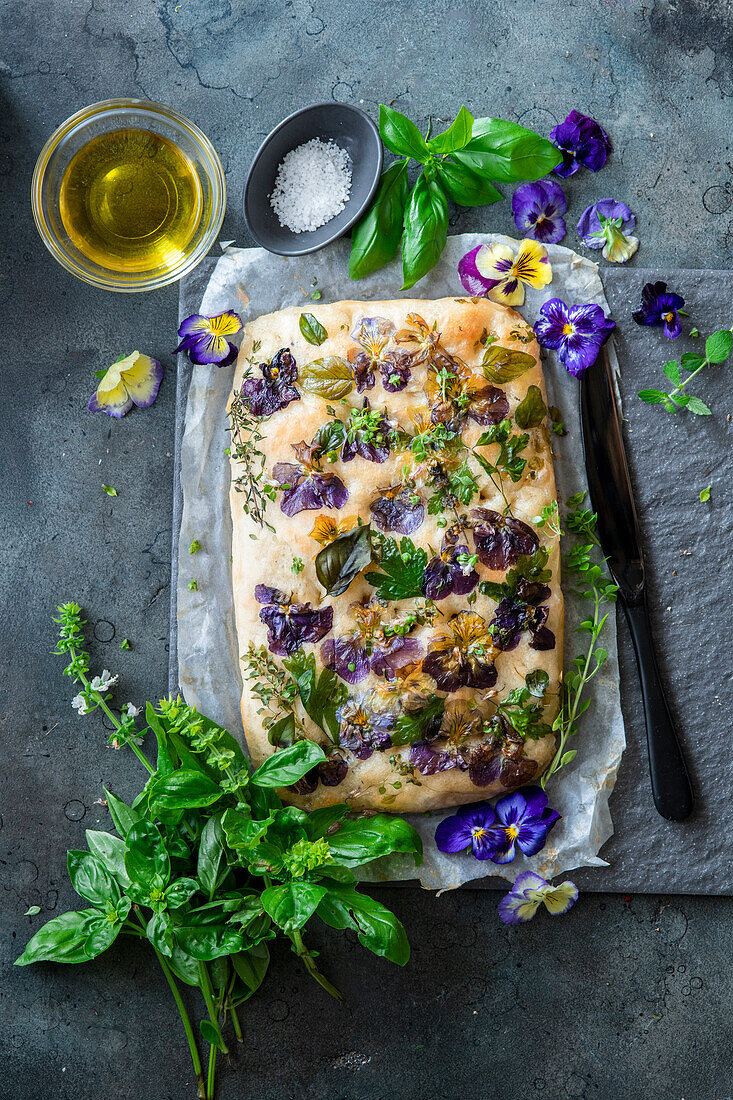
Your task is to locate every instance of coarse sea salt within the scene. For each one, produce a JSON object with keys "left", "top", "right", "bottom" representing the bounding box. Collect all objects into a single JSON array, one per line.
[{"left": 269, "top": 138, "right": 352, "bottom": 234}]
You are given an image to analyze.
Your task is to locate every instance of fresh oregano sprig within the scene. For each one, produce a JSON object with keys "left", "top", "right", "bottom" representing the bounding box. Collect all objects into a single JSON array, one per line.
[{"left": 638, "top": 327, "right": 732, "bottom": 415}]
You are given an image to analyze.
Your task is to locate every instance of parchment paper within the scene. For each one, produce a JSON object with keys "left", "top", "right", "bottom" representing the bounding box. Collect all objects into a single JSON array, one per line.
[{"left": 175, "top": 234, "right": 626, "bottom": 890}]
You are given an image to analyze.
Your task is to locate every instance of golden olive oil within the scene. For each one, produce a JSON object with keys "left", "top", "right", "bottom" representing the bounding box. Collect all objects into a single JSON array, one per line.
[{"left": 59, "top": 128, "right": 202, "bottom": 273}]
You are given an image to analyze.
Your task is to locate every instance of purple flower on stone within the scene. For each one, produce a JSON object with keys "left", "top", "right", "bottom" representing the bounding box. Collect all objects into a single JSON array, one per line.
[
  {"left": 370, "top": 484, "right": 424, "bottom": 535},
  {"left": 254, "top": 585, "right": 333, "bottom": 657},
  {"left": 176, "top": 310, "right": 243, "bottom": 366},
  {"left": 470, "top": 508, "right": 539, "bottom": 571},
  {"left": 632, "top": 281, "right": 685, "bottom": 339},
  {"left": 482, "top": 786, "right": 561, "bottom": 865},
  {"left": 273, "top": 441, "right": 349, "bottom": 517},
  {"left": 577, "top": 199, "right": 639, "bottom": 263},
  {"left": 498, "top": 871, "right": 578, "bottom": 925},
  {"left": 410, "top": 740, "right": 467, "bottom": 776},
  {"left": 511, "top": 180, "right": 567, "bottom": 245},
  {"left": 550, "top": 110, "right": 612, "bottom": 178},
  {"left": 347, "top": 317, "right": 397, "bottom": 393},
  {"left": 337, "top": 697, "right": 394, "bottom": 760},
  {"left": 534, "top": 298, "right": 615, "bottom": 378},
  {"left": 421, "top": 535, "right": 479, "bottom": 601},
  {"left": 240, "top": 347, "right": 300, "bottom": 417},
  {"left": 489, "top": 585, "right": 556, "bottom": 652},
  {"left": 435, "top": 803, "right": 498, "bottom": 860}
]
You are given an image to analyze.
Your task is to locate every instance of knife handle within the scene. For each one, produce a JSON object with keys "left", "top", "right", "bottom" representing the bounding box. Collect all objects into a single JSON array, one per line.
[{"left": 622, "top": 600, "right": 694, "bottom": 821}]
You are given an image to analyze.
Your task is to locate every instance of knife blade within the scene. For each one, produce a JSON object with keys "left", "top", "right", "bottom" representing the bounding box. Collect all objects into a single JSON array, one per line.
[{"left": 579, "top": 343, "right": 694, "bottom": 821}]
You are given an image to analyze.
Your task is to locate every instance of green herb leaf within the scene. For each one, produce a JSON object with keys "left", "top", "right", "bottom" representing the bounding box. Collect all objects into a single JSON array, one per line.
[
  {"left": 705, "top": 328, "right": 732, "bottom": 364},
  {"left": 267, "top": 712, "right": 296, "bottom": 747},
  {"left": 317, "top": 885, "right": 410, "bottom": 965},
  {"left": 299, "top": 313, "right": 328, "bottom": 346},
  {"left": 261, "top": 881, "right": 327, "bottom": 933},
  {"left": 231, "top": 942, "right": 270, "bottom": 993},
  {"left": 250, "top": 741, "right": 327, "bottom": 788},
  {"left": 312, "top": 418, "right": 346, "bottom": 453},
  {"left": 364, "top": 534, "right": 428, "bottom": 601},
  {"left": 304, "top": 804, "right": 350, "bottom": 841},
  {"left": 685, "top": 395, "right": 712, "bottom": 415},
  {"left": 282, "top": 651, "right": 345, "bottom": 741},
  {"left": 514, "top": 384, "right": 547, "bottom": 429},
  {"left": 349, "top": 160, "right": 409, "bottom": 280},
  {"left": 525, "top": 669, "right": 550, "bottom": 698},
  {"left": 102, "top": 485, "right": 117, "bottom": 497},
  {"left": 189, "top": 539, "right": 202, "bottom": 555},
  {"left": 15, "top": 908, "right": 124, "bottom": 966},
  {"left": 67, "top": 850, "right": 120, "bottom": 907},
  {"left": 85, "top": 830, "right": 131, "bottom": 889},
  {"left": 147, "top": 770, "right": 223, "bottom": 815},
  {"left": 391, "top": 696, "right": 445, "bottom": 747},
  {"left": 378, "top": 104, "right": 430, "bottom": 162},
  {"left": 401, "top": 172, "right": 449, "bottom": 291},
  {"left": 637, "top": 388, "right": 669, "bottom": 404},
  {"left": 103, "top": 788, "right": 141, "bottom": 837},
  {"left": 699, "top": 484, "right": 712, "bottom": 502},
  {"left": 171, "top": 920, "right": 244, "bottom": 962},
  {"left": 200, "top": 1019, "right": 227, "bottom": 1052},
  {"left": 326, "top": 815, "right": 422, "bottom": 867},
  {"left": 680, "top": 352, "right": 705, "bottom": 370},
  {"left": 455, "top": 117, "right": 562, "bottom": 182},
  {"left": 315, "top": 523, "right": 372, "bottom": 597},
  {"left": 24, "top": 906, "right": 42, "bottom": 916},
  {"left": 663, "top": 361, "right": 680, "bottom": 386},
  {"left": 300, "top": 356, "right": 354, "bottom": 400},
  {"left": 222, "top": 808, "right": 274, "bottom": 852},
  {"left": 124, "top": 820, "right": 170, "bottom": 891},
  {"left": 426, "top": 105, "right": 474, "bottom": 154},
  {"left": 436, "top": 158, "right": 502, "bottom": 207},
  {"left": 482, "top": 344, "right": 536, "bottom": 384}
]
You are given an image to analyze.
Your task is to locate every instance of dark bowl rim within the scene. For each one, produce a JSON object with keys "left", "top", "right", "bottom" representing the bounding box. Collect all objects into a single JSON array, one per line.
[{"left": 243, "top": 101, "right": 383, "bottom": 257}]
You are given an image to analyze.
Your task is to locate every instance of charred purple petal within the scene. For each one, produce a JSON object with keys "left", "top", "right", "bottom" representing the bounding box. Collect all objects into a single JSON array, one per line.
[
  {"left": 319, "top": 755, "right": 348, "bottom": 786},
  {"left": 467, "top": 741, "right": 503, "bottom": 787},
  {"left": 240, "top": 348, "right": 300, "bottom": 416},
  {"left": 321, "top": 636, "right": 371, "bottom": 685},
  {"left": 349, "top": 350, "right": 376, "bottom": 393},
  {"left": 280, "top": 471, "right": 349, "bottom": 517},
  {"left": 409, "top": 741, "right": 467, "bottom": 775},
  {"left": 258, "top": 599, "right": 333, "bottom": 657},
  {"left": 338, "top": 699, "right": 394, "bottom": 760},
  {"left": 488, "top": 597, "right": 524, "bottom": 651},
  {"left": 379, "top": 352, "right": 411, "bottom": 393},
  {"left": 422, "top": 542, "right": 479, "bottom": 601},
  {"left": 370, "top": 486, "right": 424, "bottom": 534},
  {"left": 370, "top": 635, "right": 424, "bottom": 677},
  {"left": 470, "top": 508, "right": 539, "bottom": 570}
]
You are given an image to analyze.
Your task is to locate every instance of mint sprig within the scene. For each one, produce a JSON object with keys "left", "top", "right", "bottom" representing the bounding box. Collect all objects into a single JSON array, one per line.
[{"left": 638, "top": 328, "right": 732, "bottom": 414}]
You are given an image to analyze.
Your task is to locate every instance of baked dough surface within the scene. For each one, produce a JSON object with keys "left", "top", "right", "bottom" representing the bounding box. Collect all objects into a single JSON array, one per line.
[{"left": 229, "top": 297, "right": 563, "bottom": 811}]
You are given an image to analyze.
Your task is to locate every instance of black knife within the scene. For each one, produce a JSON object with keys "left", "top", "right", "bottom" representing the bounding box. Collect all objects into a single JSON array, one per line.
[{"left": 579, "top": 343, "right": 694, "bottom": 821}]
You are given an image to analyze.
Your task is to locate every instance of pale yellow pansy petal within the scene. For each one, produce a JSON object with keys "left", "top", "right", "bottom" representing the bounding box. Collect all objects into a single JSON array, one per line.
[
  {"left": 487, "top": 279, "right": 526, "bottom": 307},
  {"left": 475, "top": 242, "right": 516, "bottom": 281},
  {"left": 119, "top": 352, "right": 164, "bottom": 406}
]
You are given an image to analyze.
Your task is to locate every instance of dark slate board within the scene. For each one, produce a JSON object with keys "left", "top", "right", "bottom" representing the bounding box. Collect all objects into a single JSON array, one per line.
[{"left": 171, "top": 266, "right": 733, "bottom": 895}]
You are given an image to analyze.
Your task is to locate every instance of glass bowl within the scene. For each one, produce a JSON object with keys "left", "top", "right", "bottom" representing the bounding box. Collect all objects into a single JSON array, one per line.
[{"left": 32, "top": 98, "right": 226, "bottom": 293}]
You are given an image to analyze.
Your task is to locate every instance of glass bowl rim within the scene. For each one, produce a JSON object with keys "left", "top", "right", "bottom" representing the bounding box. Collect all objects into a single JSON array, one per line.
[{"left": 31, "top": 97, "right": 226, "bottom": 293}]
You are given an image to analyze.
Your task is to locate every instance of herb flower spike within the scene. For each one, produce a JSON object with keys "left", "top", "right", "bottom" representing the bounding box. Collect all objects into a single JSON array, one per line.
[
  {"left": 88, "top": 351, "right": 163, "bottom": 418},
  {"left": 498, "top": 871, "right": 578, "bottom": 924},
  {"left": 632, "top": 281, "right": 686, "bottom": 339},
  {"left": 577, "top": 199, "right": 639, "bottom": 264},
  {"left": 534, "top": 298, "right": 615, "bottom": 378},
  {"left": 176, "top": 310, "right": 243, "bottom": 367},
  {"left": 458, "top": 238, "right": 552, "bottom": 306}
]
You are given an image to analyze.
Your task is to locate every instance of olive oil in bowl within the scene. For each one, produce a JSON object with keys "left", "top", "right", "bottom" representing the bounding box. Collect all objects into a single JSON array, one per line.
[{"left": 58, "top": 128, "right": 203, "bottom": 274}]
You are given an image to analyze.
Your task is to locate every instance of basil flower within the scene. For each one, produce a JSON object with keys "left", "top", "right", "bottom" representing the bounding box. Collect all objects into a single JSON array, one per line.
[
  {"left": 337, "top": 698, "right": 394, "bottom": 760},
  {"left": 254, "top": 585, "right": 333, "bottom": 656},
  {"left": 550, "top": 110, "right": 612, "bottom": 178},
  {"left": 321, "top": 601, "right": 423, "bottom": 685},
  {"left": 88, "top": 352, "right": 164, "bottom": 418},
  {"left": 498, "top": 872, "right": 578, "bottom": 925},
  {"left": 577, "top": 199, "right": 639, "bottom": 263},
  {"left": 370, "top": 483, "right": 425, "bottom": 534},
  {"left": 470, "top": 508, "right": 539, "bottom": 571},
  {"left": 422, "top": 611, "right": 498, "bottom": 692},
  {"left": 341, "top": 400, "right": 391, "bottom": 463},
  {"left": 176, "top": 310, "right": 243, "bottom": 366},
  {"left": 347, "top": 316, "right": 397, "bottom": 393},
  {"left": 273, "top": 441, "right": 349, "bottom": 517},
  {"left": 511, "top": 180, "right": 567, "bottom": 245},
  {"left": 489, "top": 586, "right": 556, "bottom": 652},
  {"left": 421, "top": 534, "right": 479, "bottom": 601},
  {"left": 240, "top": 347, "right": 300, "bottom": 417},
  {"left": 457, "top": 239, "right": 552, "bottom": 307},
  {"left": 632, "top": 281, "right": 685, "bottom": 339},
  {"left": 533, "top": 298, "right": 615, "bottom": 378},
  {"left": 410, "top": 741, "right": 467, "bottom": 777},
  {"left": 482, "top": 787, "right": 561, "bottom": 865}
]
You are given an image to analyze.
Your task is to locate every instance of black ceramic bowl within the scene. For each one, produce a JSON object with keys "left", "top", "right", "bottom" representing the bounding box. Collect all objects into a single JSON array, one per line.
[{"left": 243, "top": 103, "right": 383, "bottom": 256}]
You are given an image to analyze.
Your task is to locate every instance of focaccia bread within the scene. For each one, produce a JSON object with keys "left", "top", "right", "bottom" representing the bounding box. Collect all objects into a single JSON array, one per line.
[{"left": 228, "top": 297, "right": 563, "bottom": 812}]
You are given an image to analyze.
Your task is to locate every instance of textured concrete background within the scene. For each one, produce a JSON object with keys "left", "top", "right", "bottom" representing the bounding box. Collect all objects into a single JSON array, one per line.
[{"left": 2, "top": 2, "right": 733, "bottom": 1099}]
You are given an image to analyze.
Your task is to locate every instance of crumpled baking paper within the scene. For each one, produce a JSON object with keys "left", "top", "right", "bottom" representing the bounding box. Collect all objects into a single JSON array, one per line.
[{"left": 176, "top": 233, "right": 626, "bottom": 890}]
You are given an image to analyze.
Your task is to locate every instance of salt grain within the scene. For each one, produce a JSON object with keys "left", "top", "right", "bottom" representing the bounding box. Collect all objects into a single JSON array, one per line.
[{"left": 270, "top": 138, "right": 352, "bottom": 234}]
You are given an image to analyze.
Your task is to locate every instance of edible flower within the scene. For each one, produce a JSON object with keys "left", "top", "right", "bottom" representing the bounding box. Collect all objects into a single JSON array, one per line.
[
  {"left": 466, "top": 724, "right": 539, "bottom": 789},
  {"left": 632, "top": 281, "right": 686, "bottom": 338},
  {"left": 489, "top": 588, "right": 555, "bottom": 652},
  {"left": 422, "top": 611, "right": 498, "bottom": 692},
  {"left": 409, "top": 741, "right": 466, "bottom": 776},
  {"left": 321, "top": 601, "right": 423, "bottom": 685},
  {"left": 457, "top": 239, "right": 552, "bottom": 307},
  {"left": 550, "top": 110, "right": 612, "bottom": 177},
  {"left": 337, "top": 697, "right": 394, "bottom": 760},
  {"left": 425, "top": 360, "right": 509, "bottom": 431},
  {"left": 88, "top": 352, "right": 163, "bottom": 418},
  {"left": 470, "top": 508, "right": 539, "bottom": 571},
  {"left": 511, "top": 180, "right": 567, "bottom": 244},
  {"left": 240, "top": 347, "right": 300, "bottom": 416},
  {"left": 577, "top": 199, "right": 639, "bottom": 263},
  {"left": 534, "top": 298, "right": 615, "bottom": 378},
  {"left": 347, "top": 316, "right": 403, "bottom": 392},
  {"left": 370, "top": 483, "right": 425, "bottom": 535},
  {"left": 176, "top": 310, "right": 243, "bottom": 366},
  {"left": 435, "top": 803, "right": 498, "bottom": 860},
  {"left": 484, "top": 787, "right": 561, "bottom": 864},
  {"left": 498, "top": 871, "right": 578, "bottom": 925},
  {"left": 254, "top": 585, "right": 333, "bottom": 656},
  {"left": 371, "top": 662, "right": 436, "bottom": 713},
  {"left": 421, "top": 532, "right": 479, "bottom": 601},
  {"left": 273, "top": 441, "right": 349, "bottom": 517},
  {"left": 308, "top": 514, "right": 360, "bottom": 547},
  {"left": 340, "top": 401, "right": 392, "bottom": 463}
]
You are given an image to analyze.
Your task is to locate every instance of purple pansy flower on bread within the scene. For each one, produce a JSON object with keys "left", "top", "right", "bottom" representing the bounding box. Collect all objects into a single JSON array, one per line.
[
  {"left": 240, "top": 347, "right": 300, "bottom": 417},
  {"left": 273, "top": 441, "right": 348, "bottom": 517},
  {"left": 321, "top": 601, "right": 423, "bottom": 685},
  {"left": 254, "top": 585, "right": 333, "bottom": 657},
  {"left": 337, "top": 697, "right": 394, "bottom": 760},
  {"left": 347, "top": 316, "right": 398, "bottom": 393},
  {"left": 370, "top": 483, "right": 425, "bottom": 534},
  {"left": 422, "top": 611, "right": 498, "bottom": 693},
  {"left": 489, "top": 583, "right": 556, "bottom": 652},
  {"left": 470, "top": 508, "right": 539, "bottom": 571},
  {"left": 421, "top": 533, "right": 479, "bottom": 601}
]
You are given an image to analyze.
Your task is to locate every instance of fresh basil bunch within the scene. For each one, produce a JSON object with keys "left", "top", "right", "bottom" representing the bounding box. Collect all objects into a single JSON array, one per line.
[
  {"left": 16, "top": 605, "right": 421, "bottom": 1100},
  {"left": 349, "top": 104, "right": 562, "bottom": 290}
]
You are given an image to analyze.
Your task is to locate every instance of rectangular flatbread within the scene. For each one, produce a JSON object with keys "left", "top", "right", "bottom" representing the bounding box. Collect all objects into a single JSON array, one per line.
[{"left": 229, "top": 297, "right": 563, "bottom": 811}]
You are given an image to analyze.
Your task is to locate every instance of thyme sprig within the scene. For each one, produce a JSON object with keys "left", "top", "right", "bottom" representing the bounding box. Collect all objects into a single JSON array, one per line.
[{"left": 227, "top": 340, "right": 275, "bottom": 531}]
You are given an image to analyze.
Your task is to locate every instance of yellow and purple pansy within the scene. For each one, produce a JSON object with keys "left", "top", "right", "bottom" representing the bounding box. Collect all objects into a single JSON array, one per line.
[
  {"left": 533, "top": 298, "right": 615, "bottom": 378},
  {"left": 498, "top": 871, "right": 578, "bottom": 924},
  {"left": 240, "top": 347, "right": 300, "bottom": 417},
  {"left": 458, "top": 239, "right": 552, "bottom": 306},
  {"left": 577, "top": 199, "right": 639, "bottom": 264},
  {"left": 348, "top": 316, "right": 406, "bottom": 392},
  {"left": 435, "top": 788, "right": 560, "bottom": 866},
  {"left": 321, "top": 601, "right": 424, "bottom": 685},
  {"left": 176, "top": 310, "right": 243, "bottom": 367},
  {"left": 88, "top": 351, "right": 163, "bottom": 418},
  {"left": 273, "top": 441, "right": 349, "bottom": 517},
  {"left": 422, "top": 610, "right": 499, "bottom": 692}
]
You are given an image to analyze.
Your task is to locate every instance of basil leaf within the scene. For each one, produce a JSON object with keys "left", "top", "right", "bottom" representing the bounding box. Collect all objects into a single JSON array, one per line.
[
  {"left": 67, "top": 850, "right": 119, "bottom": 907},
  {"left": 165, "top": 877, "right": 199, "bottom": 909},
  {"left": 147, "top": 770, "right": 222, "bottom": 815},
  {"left": 15, "top": 908, "right": 122, "bottom": 966},
  {"left": 85, "top": 830, "right": 131, "bottom": 889},
  {"left": 456, "top": 118, "right": 562, "bottom": 181},
  {"left": 299, "top": 312, "right": 328, "bottom": 346},
  {"left": 267, "top": 712, "right": 296, "bottom": 747},
  {"left": 124, "top": 820, "right": 170, "bottom": 890},
  {"left": 197, "top": 813, "right": 226, "bottom": 899},
  {"left": 436, "top": 158, "right": 502, "bottom": 207},
  {"left": 231, "top": 942, "right": 270, "bottom": 994},
  {"left": 312, "top": 418, "right": 346, "bottom": 453},
  {"left": 525, "top": 668, "right": 550, "bottom": 698},
  {"left": 315, "top": 523, "right": 372, "bottom": 597},
  {"left": 378, "top": 104, "right": 430, "bottom": 161},
  {"left": 173, "top": 921, "right": 244, "bottom": 961},
  {"left": 261, "top": 881, "right": 327, "bottom": 933},
  {"left": 300, "top": 356, "right": 354, "bottom": 400},
  {"left": 705, "top": 328, "right": 732, "bottom": 363},
  {"left": 200, "top": 1019, "right": 227, "bottom": 1052},
  {"left": 401, "top": 172, "right": 449, "bottom": 291},
  {"left": 282, "top": 651, "right": 343, "bottom": 740},
  {"left": 222, "top": 808, "right": 275, "bottom": 851},
  {"left": 146, "top": 702, "right": 176, "bottom": 774},
  {"left": 103, "top": 788, "right": 141, "bottom": 838},
  {"left": 514, "top": 384, "right": 547, "bottom": 429},
  {"left": 482, "top": 344, "right": 536, "bottom": 384},
  {"left": 427, "top": 105, "right": 474, "bottom": 154},
  {"left": 325, "top": 815, "right": 423, "bottom": 867},
  {"left": 349, "top": 159, "right": 409, "bottom": 280},
  {"left": 304, "top": 804, "right": 350, "bottom": 840},
  {"left": 316, "top": 885, "right": 410, "bottom": 965},
  {"left": 250, "top": 740, "right": 327, "bottom": 788}
]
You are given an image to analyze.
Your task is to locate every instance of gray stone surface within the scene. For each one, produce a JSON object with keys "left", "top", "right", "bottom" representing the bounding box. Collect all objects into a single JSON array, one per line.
[{"left": 2, "top": 2, "right": 733, "bottom": 1099}]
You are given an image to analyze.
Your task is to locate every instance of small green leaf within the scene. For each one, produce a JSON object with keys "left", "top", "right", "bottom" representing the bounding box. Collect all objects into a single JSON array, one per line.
[
  {"left": 514, "top": 384, "right": 547, "bottom": 429},
  {"left": 102, "top": 485, "right": 117, "bottom": 497},
  {"left": 326, "top": 815, "right": 422, "bottom": 867},
  {"left": 188, "top": 579, "right": 198, "bottom": 591},
  {"left": 685, "top": 395, "right": 711, "bottom": 415},
  {"left": 300, "top": 356, "right": 353, "bottom": 400},
  {"left": 401, "top": 172, "right": 449, "bottom": 291},
  {"left": 24, "top": 906, "right": 42, "bottom": 916},
  {"left": 189, "top": 539, "right": 202, "bottom": 555},
  {"left": 455, "top": 117, "right": 562, "bottom": 182},
  {"left": 349, "top": 160, "right": 409, "bottom": 280},
  {"left": 316, "top": 885, "right": 410, "bottom": 965},
  {"left": 560, "top": 750, "right": 577, "bottom": 767},
  {"left": 267, "top": 712, "right": 296, "bottom": 747},
  {"left": 299, "top": 313, "right": 328, "bottom": 346},
  {"left": 148, "top": 770, "right": 222, "bottom": 815},
  {"left": 427, "top": 106, "right": 474, "bottom": 154},
  {"left": 662, "top": 361, "right": 680, "bottom": 386},
  {"left": 261, "top": 881, "right": 327, "bottom": 933},
  {"left": 704, "top": 328, "right": 732, "bottom": 364},
  {"left": 250, "top": 741, "right": 327, "bottom": 788},
  {"left": 103, "top": 789, "right": 141, "bottom": 838},
  {"left": 315, "top": 523, "right": 372, "bottom": 597},
  {"left": 67, "top": 850, "right": 119, "bottom": 907},
  {"left": 200, "top": 1019, "right": 227, "bottom": 1052},
  {"left": 378, "top": 104, "right": 430, "bottom": 162},
  {"left": 680, "top": 352, "right": 705, "bottom": 370},
  {"left": 165, "top": 878, "right": 199, "bottom": 909},
  {"left": 435, "top": 158, "right": 502, "bottom": 207},
  {"left": 231, "top": 942, "right": 270, "bottom": 993},
  {"left": 637, "top": 388, "right": 669, "bottom": 404},
  {"left": 482, "top": 344, "right": 536, "bottom": 384},
  {"left": 119, "top": 638, "right": 131, "bottom": 650},
  {"left": 699, "top": 484, "right": 711, "bottom": 502}
]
